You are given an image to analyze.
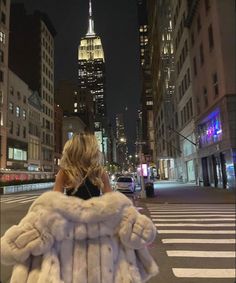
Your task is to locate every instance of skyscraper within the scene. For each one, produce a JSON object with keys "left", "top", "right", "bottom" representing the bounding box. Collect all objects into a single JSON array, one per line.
[
  {"left": 78, "top": 0, "right": 107, "bottom": 130},
  {"left": 9, "top": 4, "right": 56, "bottom": 172}
]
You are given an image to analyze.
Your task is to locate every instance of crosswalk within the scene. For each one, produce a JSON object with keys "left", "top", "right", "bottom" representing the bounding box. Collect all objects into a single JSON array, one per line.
[
  {"left": 0, "top": 193, "right": 41, "bottom": 204},
  {"left": 146, "top": 204, "right": 236, "bottom": 280}
]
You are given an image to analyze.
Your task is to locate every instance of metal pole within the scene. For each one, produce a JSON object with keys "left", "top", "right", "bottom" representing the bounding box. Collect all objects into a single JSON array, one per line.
[{"left": 139, "top": 143, "right": 146, "bottom": 198}]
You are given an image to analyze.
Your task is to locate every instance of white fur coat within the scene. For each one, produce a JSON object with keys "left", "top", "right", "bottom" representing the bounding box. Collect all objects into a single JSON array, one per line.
[{"left": 1, "top": 191, "right": 158, "bottom": 283}]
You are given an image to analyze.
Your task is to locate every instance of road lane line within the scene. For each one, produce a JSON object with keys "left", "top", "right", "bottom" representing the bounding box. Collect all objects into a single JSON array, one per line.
[
  {"left": 167, "top": 250, "right": 235, "bottom": 257},
  {"left": 152, "top": 218, "right": 235, "bottom": 221},
  {"left": 155, "top": 223, "right": 235, "bottom": 227},
  {"left": 172, "top": 268, "right": 236, "bottom": 278},
  {"left": 157, "top": 230, "right": 236, "bottom": 234},
  {"left": 162, "top": 238, "right": 236, "bottom": 244}
]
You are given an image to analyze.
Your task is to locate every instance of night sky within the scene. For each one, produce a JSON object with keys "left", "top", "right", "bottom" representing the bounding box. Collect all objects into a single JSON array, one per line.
[{"left": 11, "top": 0, "right": 141, "bottom": 153}]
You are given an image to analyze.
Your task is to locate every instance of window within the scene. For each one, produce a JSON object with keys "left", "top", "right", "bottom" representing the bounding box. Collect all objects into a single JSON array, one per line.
[
  {"left": 23, "top": 127, "right": 26, "bottom": 138},
  {"left": 0, "top": 50, "right": 3, "bottom": 62},
  {"left": 23, "top": 96, "right": 26, "bottom": 103},
  {"left": 10, "top": 87, "right": 14, "bottom": 95},
  {"left": 203, "top": 87, "right": 208, "bottom": 107},
  {"left": 0, "top": 31, "right": 6, "bottom": 43},
  {"left": 208, "top": 24, "right": 214, "bottom": 50},
  {"left": 197, "top": 15, "right": 201, "bottom": 32},
  {"left": 200, "top": 43, "right": 204, "bottom": 65},
  {"left": 193, "top": 57, "right": 197, "bottom": 76},
  {"left": 22, "top": 109, "right": 26, "bottom": 120},
  {"left": 0, "top": 70, "right": 3, "bottom": 82},
  {"left": 17, "top": 91, "right": 21, "bottom": 100},
  {"left": 189, "top": 98, "right": 193, "bottom": 117},
  {"left": 16, "top": 106, "right": 20, "bottom": 117},
  {"left": 1, "top": 12, "right": 6, "bottom": 24},
  {"left": 9, "top": 102, "right": 14, "bottom": 113},
  {"left": 0, "top": 90, "right": 3, "bottom": 104},
  {"left": 187, "top": 68, "right": 191, "bottom": 85},
  {"left": 16, "top": 124, "right": 20, "bottom": 136},
  {"left": 213, "top": 72, "right": 219, "bottom": 96},
  {"left": 9, "top": 120, "right": 13, "bottom": 134}
]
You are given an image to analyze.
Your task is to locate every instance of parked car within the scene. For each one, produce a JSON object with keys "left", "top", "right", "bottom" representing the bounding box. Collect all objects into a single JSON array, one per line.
[{"left": 114, "top": 176, "right": 136, "bottom": 193}]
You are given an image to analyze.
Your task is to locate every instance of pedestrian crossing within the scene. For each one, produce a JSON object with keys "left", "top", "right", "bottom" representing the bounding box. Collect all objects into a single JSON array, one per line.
[
  {"left": 0, "top": 193, "right": 41, "bottom": 204},
  {"left": 146, "top": 203, "right": 236, "bottom": 279}
]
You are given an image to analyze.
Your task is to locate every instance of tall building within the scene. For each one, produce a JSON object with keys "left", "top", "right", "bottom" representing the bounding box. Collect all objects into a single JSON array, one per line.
[
  {"left": 137, "top": 0, "right": 154, "bottom": 162},
  {"left": 170, "top": 0, "right": 197, "bottom": 183},
  {"left": 78, "top": 0, "right": 107, "bottom": 127},
  {"left": 9, "top": 4, "right": 56, "bottom": 172},
  {"left": 0, "top": 0, "right": 10, "bottom": 169},
  {"left": 147, "top": 0, "right": 176, "bottom": 179},
  {"left": 115, "top": 113, "right": 128, "bottom": 170},
  {"left": 186, "top": 0, "right": 236, "bottom": 188}
]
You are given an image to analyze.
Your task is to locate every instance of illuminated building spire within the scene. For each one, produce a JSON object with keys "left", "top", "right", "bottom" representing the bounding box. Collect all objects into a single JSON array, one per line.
[{"left": 86, "top": 0, "right": 95, "bottom": 37}]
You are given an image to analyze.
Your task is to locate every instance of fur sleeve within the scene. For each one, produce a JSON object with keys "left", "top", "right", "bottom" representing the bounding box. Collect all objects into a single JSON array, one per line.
[
  {"left": 118, "top": 207, "right": 156, "bottom": 249},
  {"left": 0, "top": 208, "right": 68, "bottom": 266}
]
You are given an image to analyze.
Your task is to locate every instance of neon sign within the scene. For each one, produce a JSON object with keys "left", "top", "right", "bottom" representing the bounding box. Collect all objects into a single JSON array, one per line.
[{"left": 198, "top": 108, "right": 222, "bottom": 147}]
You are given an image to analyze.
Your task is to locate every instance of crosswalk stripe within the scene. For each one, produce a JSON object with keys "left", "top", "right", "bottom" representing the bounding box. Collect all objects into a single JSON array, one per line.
[
  {"left": 3, "top": 196, "right": 38, "bottom": 203},
  {"left": 157, "top": 229, "right": 236, "bottom": 234},
  {"left": 167, "top": 250, "right": 235, "bottom": 257},
  {"left": 150, "top": 214, "right": 236, "bottom": 217},
  {"left": 162, "top": 238, "right": 236, "bottom": 244},
  {"left": 150, "top": 212, "right": 235, "bottom": 215},
  {"left": 153, "top": 218, "right": 235, "bottom": 221},
  {"left": 172, "top": 268, "right": 236, "bottom": 278},
  {"left": 19, "top": 198, "right": 38, "bottom": 203},
  {"left": 155, "top": 223, "right": 235, "bottom": 227}
]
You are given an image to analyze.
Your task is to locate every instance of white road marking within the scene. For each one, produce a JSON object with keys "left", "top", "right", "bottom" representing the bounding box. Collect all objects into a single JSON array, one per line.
[
  {"left": 157, "top": 229, "right": 236, "bottom": 234},
  {"left": 155, "top": 223, "right": 235, "bottom": 227},
  {"left": 172, "top": 268, "right": 236, "bottom": 278},
  {"left": 150, "top": 211, "right": 236, "bottom": 215},
  {"left": 150, "top": 214, "right": 236, "bottom": 217},
  {"left": 148, "top": 207, "right": 235, "bottom": 212},
  {"left": 162, "top": 238, "right": 236, "bottom": 244},
  {"left": 153, "top": 218, "right": 235, "bottom": 221},
  {"left": 4, "top": 196, "right": 38, "bottom": 203},
  {"left": 167, "top": 250, "right": 236, "bottom": 257}
]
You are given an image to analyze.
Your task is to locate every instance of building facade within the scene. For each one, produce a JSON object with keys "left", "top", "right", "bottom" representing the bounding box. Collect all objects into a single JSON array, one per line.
[
  {"left": 171, "top": 0, "right": 197, "bottom": 183},
  {"left": 9, "top": 4, "right": 56, "bottom": 172},
  {"left": 147, "top": 0, "right": 176, "bottom": 179},
  {"left": 186, "top": 0, "right": 236, "bottom": 189},
  {"left": 28, "top": 91, "right": 42, "bottom": 171},
  {"left": 7, "top": 70, "right": 29, "bottom": 170},
  {"left": 0, "top": 0, "right": 10, "bottom": 169}
]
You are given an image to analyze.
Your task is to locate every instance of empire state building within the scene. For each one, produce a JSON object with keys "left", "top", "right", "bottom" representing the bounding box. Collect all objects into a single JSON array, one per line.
[{"left": 78, "top": 0, "right": 107, "bottom": 130}]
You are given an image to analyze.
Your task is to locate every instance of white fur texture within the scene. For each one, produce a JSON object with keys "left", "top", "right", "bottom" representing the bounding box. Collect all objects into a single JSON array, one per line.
[{"left": 1, "top": 191, "right": 158, "bottom": 283}]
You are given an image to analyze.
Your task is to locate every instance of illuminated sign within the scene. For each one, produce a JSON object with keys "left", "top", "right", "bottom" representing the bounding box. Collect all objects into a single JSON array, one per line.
[
  {"left": 137, "top": 164, "right": 148, "bottom": 177},
  {"left": 198, "top": 108, "right": 222, "bottom": 147}
]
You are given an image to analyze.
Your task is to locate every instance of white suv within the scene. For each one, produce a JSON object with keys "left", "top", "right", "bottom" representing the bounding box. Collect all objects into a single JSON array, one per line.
[{"left": 115, "top": 176, "right": 136, "bottom": 193}]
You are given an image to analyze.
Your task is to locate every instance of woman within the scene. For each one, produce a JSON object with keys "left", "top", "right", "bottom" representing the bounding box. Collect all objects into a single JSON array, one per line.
[
  {"left": 53, "top": 132, "right": 112, "bottom": 198},
  {"left": 1, "top": 133, "right": 158, "bottom": 283}
]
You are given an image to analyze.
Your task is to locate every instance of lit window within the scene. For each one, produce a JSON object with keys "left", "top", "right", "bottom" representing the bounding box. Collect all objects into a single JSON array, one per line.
[
  {"left": 0, "top": 31, "right": 6, "bottom": 43},
  {"left": 74, "top": 109, "right": 78, "bottom": 112},
  {"left": 74, "top": 102, "right": 77, "bottom": 107},
  {"left": 16, "top": 106, "right": 20, "bottom": 117},
  {"left": 67, "top": 131, "right": 73, "bottom": 139},
  {"left": 22, "top": 110, "right": 26, "bottom": 120},
  {"left": 9, "top": 102, "right": 14, "bottom": 113}
]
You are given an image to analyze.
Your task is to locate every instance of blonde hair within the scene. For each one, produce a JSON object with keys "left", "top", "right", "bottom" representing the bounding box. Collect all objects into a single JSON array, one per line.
[{"left": 60, "top": 133, "right": 104, "bottom": 190}]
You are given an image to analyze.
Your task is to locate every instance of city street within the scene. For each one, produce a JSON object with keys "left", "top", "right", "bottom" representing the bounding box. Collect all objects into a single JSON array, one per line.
[{"left": 1, "top": 182, "right": 235, "bottom": 283}]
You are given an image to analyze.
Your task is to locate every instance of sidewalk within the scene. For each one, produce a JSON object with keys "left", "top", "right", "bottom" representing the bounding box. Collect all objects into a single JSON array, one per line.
[{"left": 136, "top": 181, "right": 236, "bottom": 204}]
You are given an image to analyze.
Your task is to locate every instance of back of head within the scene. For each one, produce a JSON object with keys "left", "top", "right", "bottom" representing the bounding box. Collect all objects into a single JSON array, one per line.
[{"left": 60, "top": 133, "right": 104, "bottom": 189}]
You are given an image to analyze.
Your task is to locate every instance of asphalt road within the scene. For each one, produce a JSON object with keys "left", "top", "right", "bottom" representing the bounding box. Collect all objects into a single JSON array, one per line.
[{"left": 1, "top": 182, "right": 235, "bottom": 283}]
